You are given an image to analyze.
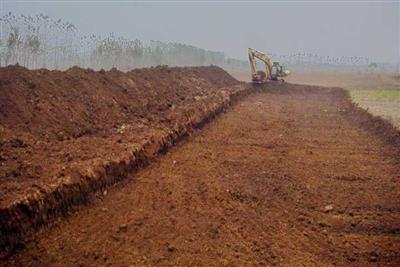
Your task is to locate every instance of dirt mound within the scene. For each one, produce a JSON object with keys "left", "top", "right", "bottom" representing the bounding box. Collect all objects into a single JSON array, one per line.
[
  {"left": 0, "top": 65, "right": 239, "bottom": 198},
  {"left": 0, "top": 65, "right": 248, "bottom": 255},
  {"left": 0, "top": 65, "right": 237, "bottom": 140}
]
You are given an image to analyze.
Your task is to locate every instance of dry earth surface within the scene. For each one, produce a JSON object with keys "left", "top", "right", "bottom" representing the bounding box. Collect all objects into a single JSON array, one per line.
[
  {"left": 0, "top": 65, "right": 240, "bottom": 207},
  {"left": 230, "top": 70, "right": 400, "bottom": 128},
  {"left": 0, "top": 65, "right": 250, "bottom": 255},
  {"left": 3, "top": 83, "right": 400, "bottom": 266},
  {"left": 286, "top": 71, "right": 400, "bottom": 128}
]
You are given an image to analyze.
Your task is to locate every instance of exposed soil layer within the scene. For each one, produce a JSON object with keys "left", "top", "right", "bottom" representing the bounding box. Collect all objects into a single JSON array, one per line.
[
  {"left": 0, "top": 65, "right": 249, "bottom": 254},
  {"left": 3, "top": 83, "right": 400, "bottom": 266}
]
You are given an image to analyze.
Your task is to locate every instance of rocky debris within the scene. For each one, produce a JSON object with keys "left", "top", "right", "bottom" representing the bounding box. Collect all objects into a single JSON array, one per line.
[
  {"left": 166, "top": 243, "right": 176, "bottom": 253},
  {"left": 117, "top": 224, "right": 128, "bottom": 233},
  {"left": 323, "top": 204, "right": 334, "bottom": 213}
]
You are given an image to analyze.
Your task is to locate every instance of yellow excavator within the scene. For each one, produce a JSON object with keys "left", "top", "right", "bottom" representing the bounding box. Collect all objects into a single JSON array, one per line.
[{"left": 248, "top": 48, "right": 290, "bottom": 83}]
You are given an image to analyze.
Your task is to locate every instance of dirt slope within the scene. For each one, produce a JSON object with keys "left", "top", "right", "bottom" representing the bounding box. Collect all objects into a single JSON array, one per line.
[
  {"left": 0, "top": 65, "right": 249, "bottom": 255},
  {"left": 0, "top": 65, "right": 238, "bottom": 139},
  {"left": 5, "top": 83, "right": 399, "bottom": 266},
  {"left": 0, "top": 65, "right": 240, "bottom": 206},
  {"left": 285, "top": 70, "right": 400, "bottom": 129}
]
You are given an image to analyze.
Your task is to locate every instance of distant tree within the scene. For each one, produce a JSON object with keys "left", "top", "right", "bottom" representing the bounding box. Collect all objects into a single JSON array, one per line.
[
  {"left": 0, "top": 12, "right": 251, "bottom": 70},
  {"left": 368, "top": 62, "right": 378, "bottom": 71},
  {"left": 6, "top": 26, "right": 22, "bottom": 65}
]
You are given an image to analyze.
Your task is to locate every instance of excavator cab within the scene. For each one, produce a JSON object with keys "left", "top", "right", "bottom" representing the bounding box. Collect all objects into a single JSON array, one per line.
[
  {"left": 271, "top": 62, "right": 281, "bottom": 81},
  {"left": 271, "top": 64, "right": 279, "bottom": 81}
]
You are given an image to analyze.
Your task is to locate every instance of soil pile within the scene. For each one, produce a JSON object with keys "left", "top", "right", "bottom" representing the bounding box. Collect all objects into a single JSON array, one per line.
[
  {"left": 0, "top": 65, "right": 237, "bottom": 140},
  {"left": 0, "top": 65, "right": 248, "bottom": 255}
]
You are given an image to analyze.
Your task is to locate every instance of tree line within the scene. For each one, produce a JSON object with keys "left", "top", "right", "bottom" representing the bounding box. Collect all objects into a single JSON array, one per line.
[
  {"left": 1, "top": 13, "right": 380, "bottom": 71},
  {"left": 0, "top": 13, "right": 247, "bottom": 70}
]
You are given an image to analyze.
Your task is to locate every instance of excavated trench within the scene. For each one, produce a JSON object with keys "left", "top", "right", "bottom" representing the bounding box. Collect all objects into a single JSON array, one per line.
[
  {"left": 0, "top": 65, "right": 251, "bottom": 256},
  {"left": 0, "top": 66, "right": 399, "bottom": 265}
]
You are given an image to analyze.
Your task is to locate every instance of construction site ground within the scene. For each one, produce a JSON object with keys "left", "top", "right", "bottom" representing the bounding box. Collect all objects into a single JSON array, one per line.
[{"left": 4, "top": 82, "right": 400, "bottom": 266}]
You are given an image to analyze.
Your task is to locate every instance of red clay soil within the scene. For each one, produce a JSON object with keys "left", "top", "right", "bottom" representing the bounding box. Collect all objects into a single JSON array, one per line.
[
  {"left": 3, "top": 83, "right": 400, "bottom": 266},
  {"left": 0, "top": 65, "right": 238, "bottom": 204},
  {"left": 0, "top": 65, "right": 248, "bottom": 254}
]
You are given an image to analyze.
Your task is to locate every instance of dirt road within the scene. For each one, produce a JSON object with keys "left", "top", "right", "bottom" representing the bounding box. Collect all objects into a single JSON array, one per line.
[{"left": 5, "top": 84, "right": 400, "bottom": 266}]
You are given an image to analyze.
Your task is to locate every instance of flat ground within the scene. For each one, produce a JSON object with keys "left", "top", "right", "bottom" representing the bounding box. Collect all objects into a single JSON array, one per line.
[
  {"left": 6, "top": 84, "right": 400, "bottom": 266},
  {"left": 286, "top": 71, "right": 400, "bottom": 128},
  {"left": 230, "top": 70, "right": 400, "bottom": 128}
]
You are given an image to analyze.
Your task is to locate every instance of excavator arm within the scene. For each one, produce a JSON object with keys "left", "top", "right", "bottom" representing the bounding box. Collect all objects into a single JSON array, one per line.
[
  {"left": 248, "top": 48, "right": 258, "bottom": 76},
  {"left": 248, "top": 48, "right": 273, "bottom": 82}
]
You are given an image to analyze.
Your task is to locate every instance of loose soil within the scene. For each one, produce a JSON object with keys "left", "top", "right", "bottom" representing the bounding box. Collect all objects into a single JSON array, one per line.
[
  {"left": 4, "top": 83, "right": 400, "bottom": 266},
  {"left": 0, "top": 65, "right": 239, "bottom": 207},
  {"left": 0, "top": 65, "right": 248, "bottom": 254}
]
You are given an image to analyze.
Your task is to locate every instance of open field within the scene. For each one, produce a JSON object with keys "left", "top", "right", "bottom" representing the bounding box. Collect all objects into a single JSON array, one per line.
[
  {"left": 286, "top": 71, "right": 399, "bottom": 91},
  {"left": 230, "top": 70, "right": 400, "bottom": 128},
  {"left": 286, "top": 71, "right": 400, "bottom": 128},
  {"left": 1, "top": 67, "right": 400, "bottom": 266},
  {"left": 349, "top": 89, "right": 400, "bottom": 128}
]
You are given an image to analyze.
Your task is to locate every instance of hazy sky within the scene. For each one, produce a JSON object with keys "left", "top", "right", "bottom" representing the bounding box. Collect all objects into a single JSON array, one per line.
[{"left": 2, "top": 0, "right": 399, "bottom": 63}]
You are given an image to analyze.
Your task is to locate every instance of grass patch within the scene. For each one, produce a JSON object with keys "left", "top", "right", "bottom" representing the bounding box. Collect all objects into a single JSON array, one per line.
[
  {"left": 350, "top": 89, "right": 400, "bottom": 102},
  {"left": 349, "top": 88, "right": 400, "bottom": 129}
]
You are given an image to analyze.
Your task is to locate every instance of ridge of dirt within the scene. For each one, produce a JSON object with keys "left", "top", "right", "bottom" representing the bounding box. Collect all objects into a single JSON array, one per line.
[
  {"left": 3, "top": 82, "right": 399, "bottom": 266},
  {"left": 267, "top": 85, "right": 400, "bottom": 160},
  {"left": 344, "top": 96, "right": 400, "bottom": 159},
  {"left": 0, "top": 65, "right": 238, "bottom": 140},
  {"left": 0, "top": 65, "right": 249, "bottom": 256}
]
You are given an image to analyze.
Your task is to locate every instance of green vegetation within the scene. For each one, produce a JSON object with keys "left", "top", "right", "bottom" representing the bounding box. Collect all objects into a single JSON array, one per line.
[
  {"left": 0, "top": 13, "right": 377, "bottom": 71},
  {"left": 350, "top": 89, "right": 400, "bottom": 102},
  {"left": 350, "top": 88, "right": 400, "bottom": 128},
  {"left": 0, "top": 13, "right": 247, "bottom": 70}
]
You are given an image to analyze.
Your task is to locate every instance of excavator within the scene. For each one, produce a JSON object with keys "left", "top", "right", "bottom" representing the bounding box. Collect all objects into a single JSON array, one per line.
[{"left": 248, "top": 48, "right": 290, "bottom": 84}]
